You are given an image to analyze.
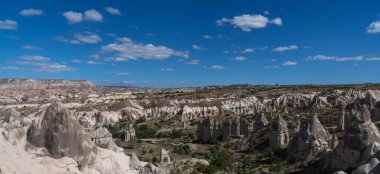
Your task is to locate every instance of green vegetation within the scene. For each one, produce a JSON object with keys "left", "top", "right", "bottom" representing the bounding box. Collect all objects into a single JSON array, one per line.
[
  {"left": 174, "top": 144, "right": 191, "bottom": 155},
  {"left": 190, "top": 119, "right": 198, "bottom": 126},
  {"left": 135, "top": 117, "right": 146, "bottom": 124},
  {"left": 104, "top": 118, "right": 128, "bottom": 139},
  {"left": 170, "top": 168, "right": 181, "bottom": 174},
  {"left": 126, "top": 138, "right": 138, "bottom": 149},
  {"left": 196, "top": 146, "right": 233, "bottom": 174},
  {"left": 134, "top": 124, "right": 157, "bottom": 138},
  {"left": 171, "top": 129, "right": 183, "bottom": 138}
]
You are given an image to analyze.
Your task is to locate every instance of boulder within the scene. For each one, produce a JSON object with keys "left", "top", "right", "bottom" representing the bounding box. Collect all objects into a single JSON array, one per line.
[
  {"left": 130, "top": 153, "right": 142, "bottom": 170},
  {"left": 330, "top": 135, "right": 339, "bottom": 149},
  {"left": 269, "top": 115, "right": 289, "bottom": 148},
  {"left": 287, "top": 114, "right": 331, "bottom": 161},
  {"left": 254, "top": 113, "right": 268, "bottom": 129},
  {"left": 160, "top": 148, "right": 171, "bottom": 164},
  {"left": 328, "top": 105, "right": 380, "bottom": 170},
  {"left": 352, "top": 158, "right": 380, "bottom": 174},
  {"left": 140, "top": 162, "right": 160, "bottom": 174},
  {"left": 26, "top": 102, "right": 96, "bottom": 161}
]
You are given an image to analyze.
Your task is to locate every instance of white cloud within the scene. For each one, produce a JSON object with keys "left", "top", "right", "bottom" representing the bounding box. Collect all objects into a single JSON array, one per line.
[
  {"left": 13, "top": 60, "right": 75, "bottom": 72},
  {"left": 270, "top": 18, "right": 282, "bottom": 26},
  {"left": 242, "top": 48, "right": 255, "bottom": 53},
  {"left": 115, "top": 72, "right": 130, "bottom": 76},
  {"left": 282, "top": 61, "right": 297, "bottom": 66},
  {"left": 22, "top": 45, "right": 41, "bottom": 50},
  {"left": 19, "top": 8, "right": 44, "bottom": 16},
  {"left": 104, "top": 57, "right": 129, "bottom": 62},
  {"left": 192, "top": 44, "right": 204, "bottom": 50},
  {"left": 203, "top": 35, "right": 213, "bottom": 39},
  {"left": 102, "top": 37, "right": 189, "bottom": 61},
  {"left": 0, "top": 20, "right": 17, "bottom": 30},
  {"left": 0, "top": 66, "right": 19, "bottom": 70},
  {"left": 264, "top": 10, "right": 270, "bottom": 15},
  {"left": 273, "top": 45, "right": 298, "bottom": 52},
  {"left": 20, "top": 55, "right": 50, "bottom": 61},
  {"left": 186, "top": 60, "right": 200, "bottom": 65},
  {"left": 232, "top": 56, "right": 248, "bottom": 61},
  {"left": 87, "top": 60, "right": 102, "bottom": 65},
  {"left": 63, "top": 11, "right": 83, "bottom": 24},
  {"left": 74, "top": 33, "right": 102, "bottom": 44},
  {"left": 307, "top": 55, "right": 380, "bottom": 62},
  {"left": 161, "top": 68, "right": 174, "bottom": 71},
  {"left": 105, "top": 7, "right": 121, "bottom": 15},
  {"left": 210, "top": 65, "right": 225, "bottom": 70},
  {"left": 63, "top": 10, "right": 103, "bottom": 24},
  {"left": 216, "top": 14, "right": 282, "bottom": 32},
  {"left": 84, "top": 9, "right": 103, "bottom": 22},
  {"left": 367, "top": 21, "right": 380, "bottom": 34},
  {"left": 89, "top": 54, "right": 101, "bottom": 59},
  {"left": 56, "top": 32, "right": 102, "bottom": 44}
]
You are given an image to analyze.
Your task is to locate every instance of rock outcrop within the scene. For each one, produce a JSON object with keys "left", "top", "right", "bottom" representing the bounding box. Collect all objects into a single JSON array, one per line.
[
  {"left": 351, "top": 158, "right": 380, "bottom": 174},
  {"left": 269, "top": 115, "right": 289, "bottom": 148},
  {"left": 140, "top": 162, "right": 161, "bottom": 174},
  {"left": 327, "top": 105, "right": 380, "bottom": 171},
  {"left": 27, "top": 102, "right": 96, "bottom": 160},
  {"left": 160, "top": 148, "right": 171, "bottom": 164},
  {"left": 287, "top": 114, "right": 331, "bottom": 161}
]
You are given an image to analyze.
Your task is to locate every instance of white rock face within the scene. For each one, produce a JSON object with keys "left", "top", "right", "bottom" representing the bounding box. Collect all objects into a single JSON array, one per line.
[
  {"left": 352, "top": 158, "right": 380, "bottom": 174},
  {"left": 287, "top": 115, "right": 331, "bottom": 161},
  {"left": 0, "top": 102, "right": 150, "bottom": 174},
  {"left": 327, "top": 105, "right": 380, "bottom": 171}
]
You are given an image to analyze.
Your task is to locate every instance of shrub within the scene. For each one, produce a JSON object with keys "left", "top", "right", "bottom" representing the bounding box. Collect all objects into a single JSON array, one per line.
[
  {"left": 171, "top": 129, "right": 183, "bottom": 138},
  {"left": 135, "top": 117, "right": 146, "bottom": 124},
  {"left": 135, "top": 124, "right": 157, "bottom": 138},
  {"left": 126, "top": 138, "right": 138, "bottom": 149}
]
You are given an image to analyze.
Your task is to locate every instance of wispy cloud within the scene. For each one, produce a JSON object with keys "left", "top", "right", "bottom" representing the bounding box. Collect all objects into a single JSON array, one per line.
[
  {"left": 87, "top": 60, "right": 103, "bottom": 65},
  {"left": 231, "top": 56, "right": 248, "bottom": 61},
  {"left": 102, "top": 37, "right": 189, "bottom": 61},
  {"left": 186, "top": 60, "right": 200, "bottom": 65},
  {"left": 192, "top": 44, "right": 205, "bottom": 50},
  {"left": 307, "top": 55, "right": 380, "bottom": 62},
  {"left": 217, "top": 14, "right": 282, "bottom": 32},
  {"left": 12, "top": 60, "right": 75, "bottom": 72},
  {"left": 0, "top": 66, "right": 19, "bottom": 71},
  {"left": 282, "top": 61, "right": 297, "bottom": 66},
  {"left": 22, "top": 44, "right": 41, "bottom": 50},
  {"left": 273, "top": 45, "right": 298, "bottom": 52},
  {"left": 209, "top": 65, "right": 225, "bottom": 70},
  {"left": 20, "top": 55, "right": 49, "bottom": 61},
  {"left": 105, "top": 7, "right": 121, "bottom": 15},
  {"left": 203, "top": 35, "right": 213, "bottom": 39},
  {"left": 55, "top": 32, "right": 102, "bottom": 44},
  {"left": 19, "top": 8, "right": 44, "bottom": 16},
  {"left": 0, "top": 20, "right": 17, "bottom": 30},
  {"left": 242, "top": 48, "right": 255, "bottom": 53}
]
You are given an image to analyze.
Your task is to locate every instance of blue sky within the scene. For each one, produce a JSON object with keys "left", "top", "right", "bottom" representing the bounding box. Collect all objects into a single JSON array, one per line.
[{"left": 1, "top": 0, "right": 380, "bottom": 88}]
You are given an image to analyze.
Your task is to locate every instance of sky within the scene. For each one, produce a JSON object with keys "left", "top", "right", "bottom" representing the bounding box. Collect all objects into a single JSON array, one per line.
[{"left": 1, "top": 0, "right": 380, "bottom": 88}]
